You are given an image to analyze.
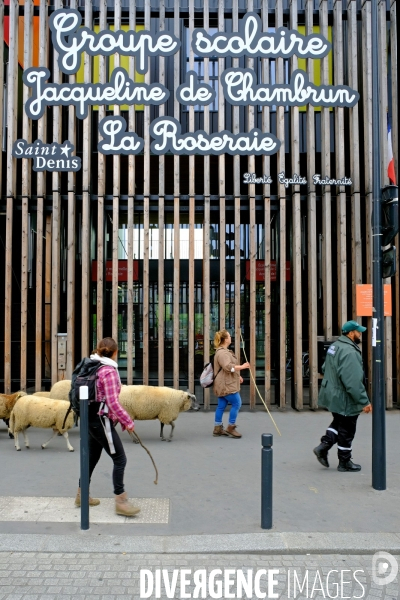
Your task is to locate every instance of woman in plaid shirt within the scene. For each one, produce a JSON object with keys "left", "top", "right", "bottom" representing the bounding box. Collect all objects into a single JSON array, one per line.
[{"left": 75, "top": 337, "right": 140, "bottom": 517}]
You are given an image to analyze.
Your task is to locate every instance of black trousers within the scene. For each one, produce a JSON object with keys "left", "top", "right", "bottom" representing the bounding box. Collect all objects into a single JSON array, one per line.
[
  {"left": 321, "top": 412, "right": 359, "bottom": 461},
  {"left": 79, "top": 414, "right": 127, "bottom": 495}
]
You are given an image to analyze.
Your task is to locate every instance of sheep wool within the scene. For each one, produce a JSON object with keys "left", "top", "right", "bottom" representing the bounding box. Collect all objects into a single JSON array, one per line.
[
  {"left": 47, "top": 380, "right": 72, "bottom": 401},
  {"left": 37, "top": 379, "right": 197, "bottom": 441},
  {"left": 0, "top": 391, "right": 26, "bottom": 421},
  {"left": 119, "top": 385, "right": 196, "bottom": 441},
  {"left": 9, "top": 395, "right": 75, "bottom": 451}
]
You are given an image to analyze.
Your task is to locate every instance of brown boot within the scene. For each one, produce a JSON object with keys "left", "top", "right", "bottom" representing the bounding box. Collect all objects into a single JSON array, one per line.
[
  {"left": 115, "top": 492, "right": 141, "bottom": 517},
  {"left": 225, "top": 424, "right": 242, "bottom": 438},
  {"left": 74, "top": 488, "right": 100, "bottom": 507},
  {"left": 213, "top": 425, "right": 229, "bottom": 437}
]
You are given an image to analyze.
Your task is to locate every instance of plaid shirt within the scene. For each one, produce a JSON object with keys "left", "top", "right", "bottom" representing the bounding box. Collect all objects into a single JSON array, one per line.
[{"left": 96, "top": 366, "right": 134, "bottom": 431}]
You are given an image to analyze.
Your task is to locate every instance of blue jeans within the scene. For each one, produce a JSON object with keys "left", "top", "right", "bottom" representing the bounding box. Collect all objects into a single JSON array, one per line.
[{"left": 215, "top": 392, "right": 242, "bottom": 426}]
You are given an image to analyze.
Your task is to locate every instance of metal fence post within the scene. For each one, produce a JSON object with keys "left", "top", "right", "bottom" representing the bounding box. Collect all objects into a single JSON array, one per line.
[
  {"left": 261, "top": 433, "right": 273, "bottom": 529},
  {"left": 80, "top": 385, "right": 90, "bottom": 531}
]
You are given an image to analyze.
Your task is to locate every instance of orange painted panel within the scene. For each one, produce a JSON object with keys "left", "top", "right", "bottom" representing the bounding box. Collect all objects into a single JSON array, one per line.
[{"left": 356, "top": 284, "right": 392, "bottom": 317}]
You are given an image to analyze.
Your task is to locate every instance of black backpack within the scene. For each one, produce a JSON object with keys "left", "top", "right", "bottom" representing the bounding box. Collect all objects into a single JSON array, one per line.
[{"left": 62, "top": 358, "right": 104, "bottom": 428}]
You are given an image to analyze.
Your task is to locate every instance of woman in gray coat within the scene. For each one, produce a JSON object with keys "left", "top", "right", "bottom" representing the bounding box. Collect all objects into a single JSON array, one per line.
[{"left": 212, "top": 330, "right": 250, "bottom": 438}]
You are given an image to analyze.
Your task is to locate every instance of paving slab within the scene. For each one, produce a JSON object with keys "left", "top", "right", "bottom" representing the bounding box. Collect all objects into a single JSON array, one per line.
[
  {"left": 0, "top": 498, "right": 169, "bottom": 524},
  {"left": 1, "top": 551, "right": 398, "bottom": 599}
]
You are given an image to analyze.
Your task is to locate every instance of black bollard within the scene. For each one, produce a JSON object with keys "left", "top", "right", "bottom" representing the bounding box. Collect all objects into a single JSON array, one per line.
[
  {"left": 261, "top": 433, "right": 273, "bottom": 529},
  {"left": 80, "top": 385, "right": 90, "bottom": 531}
]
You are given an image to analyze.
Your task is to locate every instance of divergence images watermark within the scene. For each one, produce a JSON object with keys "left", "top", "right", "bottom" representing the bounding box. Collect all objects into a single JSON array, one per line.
[
  {"left": 139, "top": 553, "right": 399, "bottom": 599},
  {"left": 371, "top": 551, "right": 399, "bottom": 587}
]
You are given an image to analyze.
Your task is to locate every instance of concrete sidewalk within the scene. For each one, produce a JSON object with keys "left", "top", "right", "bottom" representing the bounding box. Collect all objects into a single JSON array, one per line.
[
  {"left": 0, "top": 408, "right": 399, "bottom": 553},
  {"left": 1, "top": 531, "right": 400, "bottom": 555}
]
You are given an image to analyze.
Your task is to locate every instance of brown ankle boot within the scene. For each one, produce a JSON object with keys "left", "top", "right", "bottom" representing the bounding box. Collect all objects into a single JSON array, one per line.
[
  {"left": 225, "top": 424, "right": 242, "bottom": 438},
  {"left": 74, "top": 488, "right": 100, "bottom": 507},
  {"left": 115, "top": 492, "right": 141, "bottom": 517},
  {"left": 213, "top": 425, "right": 228, "bottom": 437}
]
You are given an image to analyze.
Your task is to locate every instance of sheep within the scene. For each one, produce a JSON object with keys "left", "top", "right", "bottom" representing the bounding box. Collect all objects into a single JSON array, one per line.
[
  {"left": 9, "top": 395, "right": 75, "bottom": 452},
  {"left": 34, "top": 379, "right": 199, "bottom": 441},
  {"left": 43, "top": 380, "right": 71, "bottom": 400},
  {"left": 32, "top": 380, "right": 71, "bottom": 400},
  {"left": 119, "top": 386, "right": 199, "bottom": 441},
  {"left": 0, "top": 391, "right": 26, "bottom": 437}
]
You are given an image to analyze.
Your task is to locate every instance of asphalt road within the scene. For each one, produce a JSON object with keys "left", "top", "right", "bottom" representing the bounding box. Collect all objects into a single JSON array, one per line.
[{"left": 0, "top": 409, "right": 399, "bottom": 536}]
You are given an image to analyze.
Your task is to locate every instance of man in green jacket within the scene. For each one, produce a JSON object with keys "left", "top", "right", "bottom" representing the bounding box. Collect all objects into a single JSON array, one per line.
[{"left": 313, "top": 320, "right": 372, "bottom": 472}]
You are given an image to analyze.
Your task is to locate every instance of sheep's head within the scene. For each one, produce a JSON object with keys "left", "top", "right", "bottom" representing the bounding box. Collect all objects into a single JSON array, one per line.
[
  {"left": 4, "top": 391, "right": 26, "bottom": 411},
  {"left": 182, "top": 392, "right": 199, "bottom": 412}
]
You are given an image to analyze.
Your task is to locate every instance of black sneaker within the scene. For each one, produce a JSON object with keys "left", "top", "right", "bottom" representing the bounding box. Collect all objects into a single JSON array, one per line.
[
  {"left": 313, "top": 443, "right": 330, "bottom": 468},
  {"left": 337, "top": 459, "right": 361, "bottom": 472}
]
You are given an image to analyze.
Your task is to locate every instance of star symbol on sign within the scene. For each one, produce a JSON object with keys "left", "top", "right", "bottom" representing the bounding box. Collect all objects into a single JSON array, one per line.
[{"left": 60, "top": 142, "right": 72, "bottom": 157}]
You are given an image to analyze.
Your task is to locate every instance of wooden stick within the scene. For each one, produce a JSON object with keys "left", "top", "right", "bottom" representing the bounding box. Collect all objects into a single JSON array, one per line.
[
  {"left": 97, "top": 0, "right": 107, "bottom": 346},
  {"left": 173, "top": 0, "right": 180, "bottom": 390},
  {"left": 67, "top": 0, "right": 78, "bottom": 376},
  {"left": 143, "top": 0, "right": 151, "bottom": 384},
  {"left": 112, "top": 0, "right": 121, "bottom": 347},
  {"left": 188, "top": 0, "right": 195, "bottom": 394},
  {"left": 51, "top": 0, "right": 63, "bottom": 385},
  {"left": 129, "top": 430, "right": 159, "bottom": 484},
  {"left": 203, "top": 0, "right": 211, "bottom": 409},
  {"left": 261, "top": 0, "right": 271, "bottom": 406},
  {"left": 247, "top": 0, "right": 256, "bottom": 409},
  {"left": 218, "top": 0, "right": 226, "bottom": 336},
  {"left": 157, "top": 0, "right": 166, "bottom": 387},
  {"left": 275, "top": 0, "right": 286, "bottom": 408},
  {"left": 306, "top": 0, "right": 318, "bottom": 409},
  {"left": 4, "top": 0, "right": 19, "bottom": 393},
  {"left": 36, "top": 0, "right": 49, "bottom": 388},
  {"left": 21, "top": 0, "right": 34, "bottom": 391},
  {"left": 127, "top": 0, "right": 137, "bottom": 386},
  {"left": 290, "top": 0, "right": 303, "bottom": 410},
  {"left": 320, "top": 0, "right": 332, "bottom": 341},
  {"left": 333, "top": 0, "right": 347, "bottom": 331},
  {"left": 348, "top": 0, "right": 362, "bottom": 335}
]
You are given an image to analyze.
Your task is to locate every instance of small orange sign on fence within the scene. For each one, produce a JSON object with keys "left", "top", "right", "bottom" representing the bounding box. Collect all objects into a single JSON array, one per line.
[{"left": 356, "top": 284, "right": 392, "bottom": 317}]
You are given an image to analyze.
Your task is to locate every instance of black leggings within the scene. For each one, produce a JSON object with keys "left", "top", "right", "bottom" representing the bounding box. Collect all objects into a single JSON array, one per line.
[{"left": 79, "top": 416, "right": 127, "bottom": 495}]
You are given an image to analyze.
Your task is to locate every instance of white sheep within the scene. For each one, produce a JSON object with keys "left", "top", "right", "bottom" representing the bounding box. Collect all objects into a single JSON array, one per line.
[
  {"left": 34, "top": 379, "right": 199, "bottom": 441},
  {"left": 9, "top": 395, "right": 75, "bottom": 452},
  {"left": 119, "top": 386, "right": 198, "bottom": 441},
  {"left": 33, "top": 379, "right": 71, "bottom": 400}
]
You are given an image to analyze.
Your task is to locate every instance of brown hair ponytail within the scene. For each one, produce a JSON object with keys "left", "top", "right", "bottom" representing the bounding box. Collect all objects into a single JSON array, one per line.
[{"left": 93, "top": 337, "right": 118, "bottom": 358}]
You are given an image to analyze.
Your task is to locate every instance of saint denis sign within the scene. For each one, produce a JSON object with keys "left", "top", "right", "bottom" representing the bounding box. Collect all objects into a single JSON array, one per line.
[{"left": 13, "top": 9, "right": 360, "bottom": 171}]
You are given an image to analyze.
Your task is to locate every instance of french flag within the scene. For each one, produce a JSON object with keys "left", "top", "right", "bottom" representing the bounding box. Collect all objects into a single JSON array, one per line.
[{"left": 387, "top": 119, "right": 397, "bottom": 184}]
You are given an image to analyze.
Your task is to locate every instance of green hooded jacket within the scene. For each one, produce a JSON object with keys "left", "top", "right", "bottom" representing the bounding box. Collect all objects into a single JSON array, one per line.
[{"left": 318, "top": 335, "right": 370, "bottom": 416}]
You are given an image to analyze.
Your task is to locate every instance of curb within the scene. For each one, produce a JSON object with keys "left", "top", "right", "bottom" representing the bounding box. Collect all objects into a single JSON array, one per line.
[{"left": 1, "top": 532, "right": 400, "bottom": 555}]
